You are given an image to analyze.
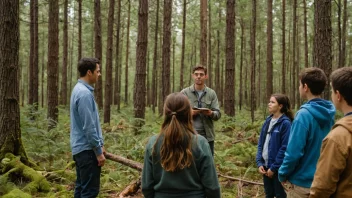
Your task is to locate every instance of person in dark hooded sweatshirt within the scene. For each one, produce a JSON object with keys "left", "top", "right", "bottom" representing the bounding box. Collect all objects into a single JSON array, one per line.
[{"left": 278, "top": 67, "right": 336, "bottom": 198}]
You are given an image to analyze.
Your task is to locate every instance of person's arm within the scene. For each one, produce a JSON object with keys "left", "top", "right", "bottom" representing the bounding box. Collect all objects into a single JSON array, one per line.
[
  {"left": 310, "top": 134, "right": 347, "bottom": 198},
  {"left": 77, "top": 93, "right": 103, "bottom": 156},
  {"left": 198, "top": 138, "right": 221, "bottom": 198},
  {"left": 270, "top": 120, "right": 291, "bottom": 172},
  {"left": 256, "top": 121, "right": 267, "bottom": 169},
  {"left": 278, "top": 118, "right": 308, "bottom": 182},
  {"left": 208, "top": 92, "right": 221, "bottom": 121},
  {"left": 141, "top": 143, "right": 155, "bottom": 198}
]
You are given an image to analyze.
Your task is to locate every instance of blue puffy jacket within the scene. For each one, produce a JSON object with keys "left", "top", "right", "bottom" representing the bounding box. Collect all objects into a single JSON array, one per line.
[{"left": 256, "top": 114, "right": 292, "bottom": 172}]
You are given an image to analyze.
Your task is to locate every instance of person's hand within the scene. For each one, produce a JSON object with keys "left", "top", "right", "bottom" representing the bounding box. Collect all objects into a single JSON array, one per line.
[
  {"left": 258, "top": 166, "right": 266, "bottom": 174},
  {"left": 102, "top": 146, "right": 106, "bottom": 155},
  {"left": 97, "top": 153, "right": 106, "bottom": 167},
  {"left": 192, "top": 109, "right": 200, "bottom": 116},
  {"left": 201, "top": 109, "right": 213, "bottom": 116},
  {"left": 281, "top": 180, "right": 290, "bottom": 191},
  {"left": 266, "top": 169, "right": 274, "bottom": 178}
]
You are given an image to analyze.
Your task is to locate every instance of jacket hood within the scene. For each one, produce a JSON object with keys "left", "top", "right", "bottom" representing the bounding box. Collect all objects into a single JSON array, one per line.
[
  {"left": 300, "top": 98, "right": 335, "bottom": 128},
  {"left": 333, "top": 116, "right": 352, "bottom": 133}
]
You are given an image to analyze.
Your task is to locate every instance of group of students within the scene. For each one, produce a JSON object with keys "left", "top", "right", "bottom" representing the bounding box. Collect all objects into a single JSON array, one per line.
[
  {"left": 256, "top": 67, "right": 352, "bottom": 198},
  {"left": 70, "top": 57, "right": 351, "bottom": 198}
]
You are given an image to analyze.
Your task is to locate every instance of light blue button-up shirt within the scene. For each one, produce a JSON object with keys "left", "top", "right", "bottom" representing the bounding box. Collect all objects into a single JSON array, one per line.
[{"left": 70, "top": 79, "right": 104, "bottom": 156}]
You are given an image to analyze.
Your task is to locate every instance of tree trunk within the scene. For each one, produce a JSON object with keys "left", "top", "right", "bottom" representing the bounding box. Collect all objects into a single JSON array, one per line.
[
  {"left": 60, "top": 0, "right": 68, "bottom": 105},
  {"left": 208, "top": 1, "right": 212, "bottom": 87},
  {"left": 266, "top": 0, "right": 273, "bottom": 101},
  {"left": 337, "top": 0, "right": 342, "bottom": 68},
  {"left": 94, "top": 0, "right": 103, "bottom": 108},
  {"left": 162, "top": 0, "right": 172, "bottom": 106},
  {"left": 78, "top": 0, "right": 82, "bottom": 62},
  {"left": 114, "top": 0, "right": 121, "bottom": 106},
  {"left": 313, "top": 0, "right": 332, "bottom": 99},
  {"left": 179, "top": 0, "right": 186, "bottom": 90},
  {"left": 47, "top": 0, "right": 59, "bottom": 130},
  {"left": 29, "top": 0, "right": 39, "bottom": 110},
  {"left": 239, "top": 19, "right": 244, "bottom": 110},
  {"left": 200, "top": 0, "right": 207, "bottom": 66},
  {"left": 250, "top": 0, "right": 256, "bottom": 122},
  {"left": 172, "top": 39, "right": 175, "bottom": 92},
  {"left": 124, "top": 0, "right": 131, "bottom": 105},
  {"left": 281, "top": 0, "right": 286, "bottom": 93},
  {"left": 291, "top": 0, "right": 297, "bottom": 109},
  {"left": 215, "top": 7, "right": 221, "bottom": 104},
  {"left": 152, "top": 0, "right": 160, "bottom": 113},
  {"left": 103, "top": 0, "right": 115, "bottom": 124},
  {"left": 340, "top": 0, "right": 347, "bottom": 67},
  {"left": 224, "top": 0, "right": 235, "bottom": 116},
  {"left": 133, "top": 0, "right": 148, "bottom": 119},
  {"left": 0, "top": 0, "right": 28, "bottom": 161},
  {"left": 303, "top": 0, "right": 308, "bottom": 68}
]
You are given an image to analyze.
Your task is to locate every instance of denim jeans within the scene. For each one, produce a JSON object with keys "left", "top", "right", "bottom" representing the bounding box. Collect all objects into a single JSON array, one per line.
[
  {"left": 263, "top": 171, "right": 286, "bottom": 198},
  {"left": 73, "top": 150, "right": 101, "bottom": 198}
]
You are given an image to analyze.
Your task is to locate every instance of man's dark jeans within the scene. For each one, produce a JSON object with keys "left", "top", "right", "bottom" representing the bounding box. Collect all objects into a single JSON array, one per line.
[
  {"left": 263, "top": 170, "right": 286, "bottom": 198},
  {"left": 73, "top": 150, "right": 101, "bottom": 198}
]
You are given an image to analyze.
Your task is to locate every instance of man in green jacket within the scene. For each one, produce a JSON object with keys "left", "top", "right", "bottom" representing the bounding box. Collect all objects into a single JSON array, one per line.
[{"left": 181, "top": 65, "right": 221, "bottom": 155}]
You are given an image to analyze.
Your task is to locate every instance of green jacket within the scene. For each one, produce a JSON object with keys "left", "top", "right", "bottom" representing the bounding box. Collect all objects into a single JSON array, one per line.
[
  {"left": 141, "top": 134, "right": 221, "bottom": 198},
  {"left": 181, "top": 85, "right": 221, "bottom": 141}
]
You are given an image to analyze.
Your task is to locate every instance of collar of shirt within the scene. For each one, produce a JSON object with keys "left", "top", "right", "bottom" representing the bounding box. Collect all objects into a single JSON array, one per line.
[{"left": 78, "top": 79, "right": 94, "bottom": 92}]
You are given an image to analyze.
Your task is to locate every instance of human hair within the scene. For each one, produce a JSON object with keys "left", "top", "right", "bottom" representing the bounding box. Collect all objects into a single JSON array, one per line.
[
  {"left": 330, "top": 67, "right": 352, "bottom": 106},
  {"left": 272, "top": 93, "right": 294, "bottom": 121},
  {"left": 78, "top": 57, "right": 100, "bottom": 77},
  {"left": 192, "top": 65, "right": 207, "bottom": 75},
  {"left": 153, "top": 92, "right": 196, "bottom": 172},
  {"left": 298, "top": 67, "right": 327, "bottom": 95}
]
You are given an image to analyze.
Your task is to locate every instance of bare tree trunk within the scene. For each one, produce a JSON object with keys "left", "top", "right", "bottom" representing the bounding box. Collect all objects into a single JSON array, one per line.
[
  {"left": 47, "top": 0, "right": 59, "bottom": 130},
  {"left": 103, "top": 0, "right": 115, "bottom": 124},
  {"left": 215, "top": 7, "right": 221, "bottom": 101},
  {"left": 266, "top": 0, "right": 273, "bottom": 100},
  {"left": 114, "top": 0, "right": 121, "bottom": 106},
  {"left": 152, "top": 0, "right": 160, "bottom": 113},
  {"left": 133, "top": 0, "right": 148, "bottom": 119},
  {"left": 78, "top": 0, "right": 82, "bottom": 63},
  {"left": 208, "top": 1, "right": 212, "bottom": 87},
  {"left": 124, "top": 0, "right": 131, "bottom": 105},
  {"left": 337, "top": 0, "right": 342, "bottom": 68},
  {"left": 172, "top": 38, "right": 175, "bottom": 92},
  {"left": 29, "top": 0, "right": 39, "bottom": 112},
  {"left": 224, "top": 0, "right": 235, "bottom": 116},
  {"left": 179, "top": 0, "right": 186, "bottom": 90},
  {"left": 162, "top": 0, "right": 172, "bottom": 106},
  {"left": 60, "top": 0, "right": 68, "bottom": 105},
  {"left": 340, "top": 0, "right": 347, "bottom": 67},
  {"left": 239, "top": 19, "right": 244, "bottom": 110},
  {"left": 94, "top": 0, "right": 103, "bottom": 108},
  {"left": 282, "top": 0, "right": 286, "bottom": 93},
  {"left": 200, "top": 0, "right": 207, "bottom": 66},
  {"left": 313, "top": 0, "right": 332, "bottom": 99},
  {"left": 0, "top": 0, "right": 28, "bottom": 161},
  {"left": 303, "top": 0, "right": 308, "bottom": 68},
  {"left": 291, "top": 0, "right": 297, "bottom": 109},
  {"left": 250, "top": 0, "right": 256, "bottom": 122}
]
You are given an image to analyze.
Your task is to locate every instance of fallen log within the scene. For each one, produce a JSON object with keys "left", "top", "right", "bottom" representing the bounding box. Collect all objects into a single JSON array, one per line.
[
  {"left": 118, "top": 177, "right": 141, "bottom": 198},
  {"left": 218, "top": 173, "right": 264, "bottom": 186},
  {"left": 105, "top": 152, "right": 143, "bottom": 171}
]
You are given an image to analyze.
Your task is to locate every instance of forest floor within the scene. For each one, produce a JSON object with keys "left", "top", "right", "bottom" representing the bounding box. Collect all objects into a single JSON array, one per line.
[{"left": 1, "top": 105, "right": 269, "bottom": 198}]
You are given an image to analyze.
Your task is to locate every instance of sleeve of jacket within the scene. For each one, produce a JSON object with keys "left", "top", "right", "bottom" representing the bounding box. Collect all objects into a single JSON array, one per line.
[
  {"left": 270, "top": 120, "right": 291, "bottom": 172},
  {"left": 310, "top": 131, "right": 347, "bottom": 198},
  {"left": 209, "top": 91, "right": 221, "bottom": 121},
  {"left": 141, "top": 140, "right": 155, "bottom": 198},
  {"left": 77, "top": 93, "right": 102, "bottom": 156},
  {"left": 278, "top": 117, "right": 308, "bottom": 182},
  {"left": 198, "top": 138, "right": 221, "bottom": 198},
  {"left": 256, "top": 121, "right": 267, "bottom": 168}
]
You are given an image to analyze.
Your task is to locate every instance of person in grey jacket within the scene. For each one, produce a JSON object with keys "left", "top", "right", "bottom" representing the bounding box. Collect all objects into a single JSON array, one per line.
[{"left": 181, "top": 65, "right": 221, "bottom": 155}]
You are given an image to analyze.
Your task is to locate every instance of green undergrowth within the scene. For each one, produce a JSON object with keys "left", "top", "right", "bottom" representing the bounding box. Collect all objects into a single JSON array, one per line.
[{"left": 1, "top": 105, "right": 269, "bottom": 197}]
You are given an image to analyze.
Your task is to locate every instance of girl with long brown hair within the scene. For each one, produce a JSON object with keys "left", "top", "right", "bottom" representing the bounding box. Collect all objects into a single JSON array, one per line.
[{"left": 142, "top": 92, "right": 220, "bottom": 198}]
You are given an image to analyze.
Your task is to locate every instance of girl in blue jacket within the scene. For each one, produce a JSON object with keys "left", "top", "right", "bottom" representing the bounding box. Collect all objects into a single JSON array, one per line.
[{"left": 256, "top": 94, "right": 294, "bottom": 198}]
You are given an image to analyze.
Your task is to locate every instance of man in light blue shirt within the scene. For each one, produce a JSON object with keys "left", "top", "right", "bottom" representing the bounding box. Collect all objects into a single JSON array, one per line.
[{"left": 70, "top": 57, "right": 105, "bottom": 198}]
